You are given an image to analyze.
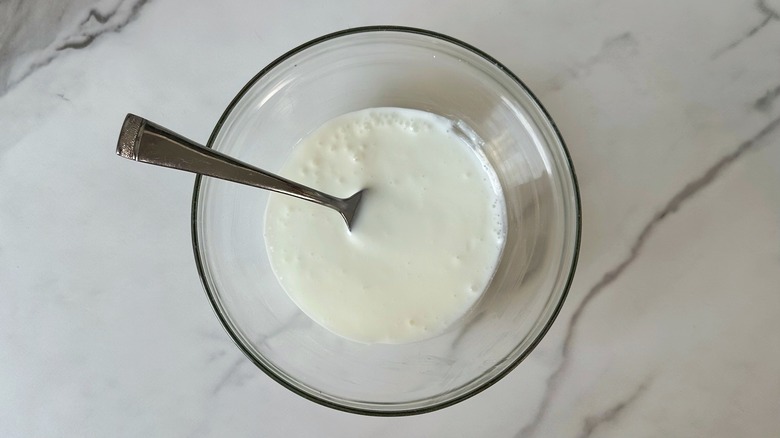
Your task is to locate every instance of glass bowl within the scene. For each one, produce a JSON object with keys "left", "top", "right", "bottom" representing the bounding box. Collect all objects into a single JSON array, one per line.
[{"left": 192, "top": 26, "right": 580, "bottom": 415}]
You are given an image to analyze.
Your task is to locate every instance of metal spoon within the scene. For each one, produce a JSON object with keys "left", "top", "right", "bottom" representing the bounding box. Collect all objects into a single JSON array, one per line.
[{"left": 115, "top": 114, "right": 364, "bottom": 230}]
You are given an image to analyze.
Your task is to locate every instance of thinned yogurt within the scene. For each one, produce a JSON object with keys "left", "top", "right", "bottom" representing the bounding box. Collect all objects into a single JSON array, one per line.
[{"left": 264, "top": 108, "right": 505, "bottom": 344}]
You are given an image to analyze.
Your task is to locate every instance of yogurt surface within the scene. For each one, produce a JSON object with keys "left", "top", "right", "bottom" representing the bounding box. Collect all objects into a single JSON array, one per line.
[{"left": 264, "top": 108, "right": 505, "bottom": 344}]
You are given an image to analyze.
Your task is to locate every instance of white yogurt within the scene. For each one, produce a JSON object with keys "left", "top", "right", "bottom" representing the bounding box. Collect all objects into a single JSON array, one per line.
[{"left": 264, "top": 108, "right": 504, "bottom": 344}]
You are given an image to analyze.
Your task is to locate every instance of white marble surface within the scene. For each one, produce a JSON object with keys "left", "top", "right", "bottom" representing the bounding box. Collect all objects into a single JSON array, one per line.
[{"left": 2, "top": 0, "right": 780, "bottom": 436}]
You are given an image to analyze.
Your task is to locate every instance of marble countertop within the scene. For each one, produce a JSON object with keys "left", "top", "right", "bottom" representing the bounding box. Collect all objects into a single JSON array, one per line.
[{"left": 2, "top": 0, "right": 779, "bottom": 436}]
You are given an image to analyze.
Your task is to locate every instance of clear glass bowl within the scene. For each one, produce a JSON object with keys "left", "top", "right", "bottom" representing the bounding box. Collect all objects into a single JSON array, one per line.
[{"left": 192, "top": 26, "right": 580, "bottom": 415}]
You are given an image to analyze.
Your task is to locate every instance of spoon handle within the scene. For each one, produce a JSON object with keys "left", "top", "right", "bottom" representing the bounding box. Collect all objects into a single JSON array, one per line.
[{"left": 116, "top": 113, "right": 348, "bottom": 212}]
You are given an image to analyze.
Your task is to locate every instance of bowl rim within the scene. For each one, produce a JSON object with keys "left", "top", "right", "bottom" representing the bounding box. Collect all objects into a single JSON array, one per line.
[{"left": 191, "top": 25, "right": 582, "bottom": 416}]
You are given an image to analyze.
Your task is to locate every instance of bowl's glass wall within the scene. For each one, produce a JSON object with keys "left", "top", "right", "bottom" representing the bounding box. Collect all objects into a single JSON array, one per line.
[{"left": 195, "top": 30, "right": 579, "bottom": 414}]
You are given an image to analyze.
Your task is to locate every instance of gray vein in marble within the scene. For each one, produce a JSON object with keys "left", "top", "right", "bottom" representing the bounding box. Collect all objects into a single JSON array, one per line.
[
  {"left": 449, "top": 310, "right": 487, "bottom": 348},
  {"left": 212, "top": 356, "right": 250, "bottom": 395},
  {"left": 516, "top": 114, "right": 780, "bottom": 438},
  {"left": 1, "top": 0, "right": 150, "bottom": 97},
  {"left": 711, "top": 0, "right": 779, "bottom": 59},
  {"left": 576, "top": 380, "right": 651, "bottom": 438},
  {"left": 755, "top": 84, "right": 780, "bottom": 112},
  {"left": 544, "top": 32, "right": 638, "bottom": 93},
  {"left": 206, "top": 349, "right": 227, "bottom": 363},
  {"left": 56, "top": 0, "right": 149, "bottom": 51},
  {"left": 211, "top": 314, "right": 309, "bottom": 395},
  {"left": 0, "top": 0, "right": 87, "bottom": 91}
]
